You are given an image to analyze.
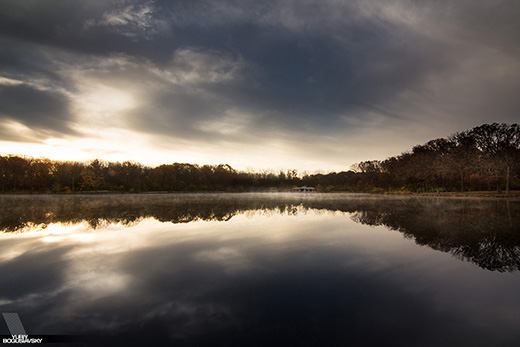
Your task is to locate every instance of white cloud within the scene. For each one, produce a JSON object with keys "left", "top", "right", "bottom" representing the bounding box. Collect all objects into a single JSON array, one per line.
[
  {"left": 0, "top": 77, "right": 24, "bottom": 86},
  {"left": 85, "top": 0, "right": 161, "bottom": 39}
]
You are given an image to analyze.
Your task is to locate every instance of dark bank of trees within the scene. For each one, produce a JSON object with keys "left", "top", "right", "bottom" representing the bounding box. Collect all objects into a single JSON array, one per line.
[
  {"left": 363, "top": 123, "right": 520, "bottom": 193},
  {"left": 304, "top": 123, "right": 520, "bottom": 193},
  {"left": 0, "top": 123, "right": 518, "bottom": 194},
  {"left": 0, "top": 156, "right": 302, "bottom": 193}
]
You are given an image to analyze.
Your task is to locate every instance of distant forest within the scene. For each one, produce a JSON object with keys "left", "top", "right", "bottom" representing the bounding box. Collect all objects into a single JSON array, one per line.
[{"left": 0, "top": 123, "right": 518, "bottom": 194}]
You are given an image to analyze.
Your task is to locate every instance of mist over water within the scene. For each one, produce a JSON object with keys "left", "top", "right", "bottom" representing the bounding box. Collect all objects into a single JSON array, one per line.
[{"left": 0, "top": 193, "right": 519, "bottom": 346}]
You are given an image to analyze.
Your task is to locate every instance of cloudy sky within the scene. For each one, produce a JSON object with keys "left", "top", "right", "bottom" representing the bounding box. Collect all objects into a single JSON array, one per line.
[{"left": 0, "top": 0, "right": 519, "bottom": 172}]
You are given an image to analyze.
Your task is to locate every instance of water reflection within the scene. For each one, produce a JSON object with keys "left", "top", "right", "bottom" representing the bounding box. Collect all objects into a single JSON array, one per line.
[
  {"left": 1, "top": 193, "right": 519, "bottom": 272},
  {"left": 349, "top": 199, "right": 520, "bottom": 272},
  {"left": 1, "top": 194, "right": 520, "bottom": 346}
]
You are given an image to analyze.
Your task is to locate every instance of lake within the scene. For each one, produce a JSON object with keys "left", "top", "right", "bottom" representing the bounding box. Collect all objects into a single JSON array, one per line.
[{"left": 0, "top": 193, "right": 519, "bottom": 346}]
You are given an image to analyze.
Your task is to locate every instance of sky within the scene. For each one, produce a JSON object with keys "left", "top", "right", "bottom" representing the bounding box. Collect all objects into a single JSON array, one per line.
[{"left": 0, "top": 0, "right": 519, "bottom": 172}]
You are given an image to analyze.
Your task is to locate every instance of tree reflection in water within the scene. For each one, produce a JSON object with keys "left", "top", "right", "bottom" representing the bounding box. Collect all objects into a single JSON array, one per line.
[
  {"left": 1, "top": 193, "right": 518, "bottom": 272},
  {"left": 349, "top": 199, "right": 520, "bottom": 272}
]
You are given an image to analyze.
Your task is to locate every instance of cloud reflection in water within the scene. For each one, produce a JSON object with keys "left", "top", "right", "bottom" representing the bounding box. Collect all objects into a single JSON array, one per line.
[{"left": 0, "top": 194, "right": 519, "bottom": 346}]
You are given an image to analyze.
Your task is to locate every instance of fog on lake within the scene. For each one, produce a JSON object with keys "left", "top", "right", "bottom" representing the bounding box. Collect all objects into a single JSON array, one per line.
[{"left": 0, "top": 193, "right": 519, "bottom": 346}]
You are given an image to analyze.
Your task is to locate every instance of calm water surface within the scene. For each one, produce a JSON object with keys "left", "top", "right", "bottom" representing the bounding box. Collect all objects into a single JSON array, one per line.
[{"left": 0, "top": 193, "right": 519, "bottom": 346}]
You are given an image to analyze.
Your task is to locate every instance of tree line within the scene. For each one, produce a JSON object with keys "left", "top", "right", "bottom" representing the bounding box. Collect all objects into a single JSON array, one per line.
[
  {"left": 0, "top": 157, "right": 303, "bottom": 193},
  {"left": 346, "top": 123, "right": 520, "bottom": 193},
  {"left": 0, "top": 123, "right": 518, "bottom": 193}
]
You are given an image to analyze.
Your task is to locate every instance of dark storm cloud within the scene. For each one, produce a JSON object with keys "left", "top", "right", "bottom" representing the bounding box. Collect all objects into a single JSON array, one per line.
[
  {"left": 0, "top": 83, "right": 77, "bottom": 139},
  {"left": 0, "top": 1, "right": 161, "bottom": 56},
  {"left": 1, "top": 0, "right": 519, "bottom": 166},
  {"left": 148, "top": 0, "right": 519, "bottom": 137},
  {"left": 0, "top": 39, "right": 64, "bottom": 85}
]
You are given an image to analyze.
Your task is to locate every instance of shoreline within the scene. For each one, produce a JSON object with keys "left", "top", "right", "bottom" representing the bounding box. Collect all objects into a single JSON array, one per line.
[
  {"left": 383, "top": 190, "right": 520, "bottom": 201},
  {"left": 0, "top": 190, "right": 519, "bottom": 201}
]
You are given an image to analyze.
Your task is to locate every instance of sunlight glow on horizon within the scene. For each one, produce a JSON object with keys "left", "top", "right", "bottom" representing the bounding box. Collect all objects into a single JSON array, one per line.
[{"left": 0, "top": 137, "right": 355, "bottom": 172}]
